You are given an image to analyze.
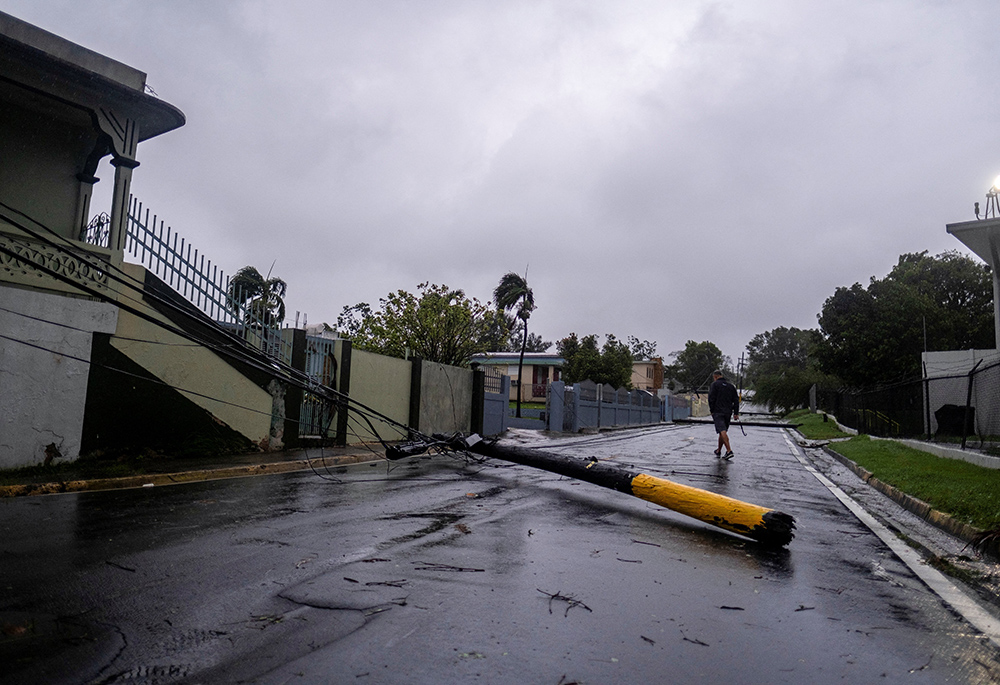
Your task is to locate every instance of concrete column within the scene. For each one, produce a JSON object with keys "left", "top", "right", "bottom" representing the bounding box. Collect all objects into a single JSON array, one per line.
[
  {"left": 92, "top": 109, "right": 140, "bottom": 262},
  {"left": 283, "top": 328, "right": 307, "bottom": 447},
  {"left": 409, "top": 357, "right": 423, "bottom": 435},
  {"left": 335, "top": 340, "right": 352, "bottom": 446},
  {"left": 548, "top": 381, "right": 565, "bottom": 432},
  {"left": 471, "top": 368, "right": 485, "bottom": 436}
]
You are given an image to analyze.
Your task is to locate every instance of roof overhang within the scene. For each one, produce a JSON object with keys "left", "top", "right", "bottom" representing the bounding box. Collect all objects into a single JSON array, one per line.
[
  {"left": 946, "top": 218, "right": 1000, "bottom": 270},
  {"left": 0, "top": 11, "right": 185, "bottom": 141}
]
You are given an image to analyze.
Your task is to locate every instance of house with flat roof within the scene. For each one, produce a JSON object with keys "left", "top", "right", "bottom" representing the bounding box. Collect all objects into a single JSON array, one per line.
[{"left": 470, "top": 352, "right": 565, "bottom": 403}]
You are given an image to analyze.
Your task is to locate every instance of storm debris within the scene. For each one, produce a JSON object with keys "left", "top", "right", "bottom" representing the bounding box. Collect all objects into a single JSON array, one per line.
[
  {"left": 537, "top": 589, "right": 593, "bottom": 617},
  {"left": 412, "top": 561, "right": 484, "bottom": 572},
  {"left": 641, "top": 635, "right": 656, "bottom": 645},
  {"left": 681, "top": 632, "right": 709, "bottom": 646},
  {"left": 365, "top": 580, "right": 408, "bottom": 588},
  {"left": 794, "top": 605, "right": 816, "bottom": 612},
  {"left": 719, "top": 606, "right": 745, "bottom": 611},
  {"left": 105, "top": 560, "right": 136, "bottom": 573},
  {"left": 616, "top": 558, "right": 642, "bottom": 563}
]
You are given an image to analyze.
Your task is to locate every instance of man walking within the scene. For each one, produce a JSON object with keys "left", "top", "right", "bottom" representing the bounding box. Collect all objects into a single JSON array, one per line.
[{"left": 708, "top": 370, "right": 740, "bottom": 459}]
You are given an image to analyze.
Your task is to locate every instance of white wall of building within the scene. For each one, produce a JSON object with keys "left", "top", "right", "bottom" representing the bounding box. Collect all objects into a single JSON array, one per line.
[{"left": 0, "top": 286, "right": 117, "bottom": 468}]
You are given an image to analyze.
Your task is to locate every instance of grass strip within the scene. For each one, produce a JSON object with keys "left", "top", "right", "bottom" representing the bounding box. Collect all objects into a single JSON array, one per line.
[
  {"left": 826, "top": 435, "right": 1000, "bottom": 531},
  {"left": 786, "top": 409, "right": 852, "bottom": 440}
]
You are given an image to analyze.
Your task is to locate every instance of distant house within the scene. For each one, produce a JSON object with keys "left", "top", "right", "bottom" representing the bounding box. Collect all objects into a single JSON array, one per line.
[
  {"left": 470, "top": 352, "right": 565, "bottom": 403},
  {"left": 630, "top": 357, "right": 664, "bottom": 392}
]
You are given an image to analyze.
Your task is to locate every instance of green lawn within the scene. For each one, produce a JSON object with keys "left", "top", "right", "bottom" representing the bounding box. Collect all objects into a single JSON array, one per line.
[
  {"left": 786, "top": 409, "right": 852, "bottom": 440},
  {"left": 787, "top": 409, "right": 1000, "bottom": 531},
  {"left": 832, "top": 435, "right": 1000, "bottom": 530}
]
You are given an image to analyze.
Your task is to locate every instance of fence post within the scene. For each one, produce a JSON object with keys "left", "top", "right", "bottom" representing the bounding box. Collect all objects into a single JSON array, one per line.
[
  {"left": 471, "top": 367, "right": 485, "bottom": 436},
  {"left": 501, "top": 375, "right": 511, "bottom": 433},
  {"left": 409, "top": 357, "right": 423, "bottom": 437},
  {"left": 334, "top": 340, "right": 352, "bottom": 446},
  {"left": 283, "top": 328, "right": 307, "bottom": 448},
  {"left": 923, "top": 362, "right": 931, "bottom": 439},
  {"left": 548, "top": 381, "right": 565, "bottom": 432},
  {"left": 961, "top": 359, "right": 982, "bottom": 450}
]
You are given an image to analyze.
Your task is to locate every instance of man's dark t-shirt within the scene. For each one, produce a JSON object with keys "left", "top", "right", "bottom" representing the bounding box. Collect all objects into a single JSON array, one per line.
[{"left": 708, "top": 377, "right": 739, "bottom": 416}]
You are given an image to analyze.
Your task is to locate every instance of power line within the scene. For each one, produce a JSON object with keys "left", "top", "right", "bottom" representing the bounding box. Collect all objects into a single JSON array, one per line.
[{"left": 0, "top": 204, "right": 428, "bottom": 447}]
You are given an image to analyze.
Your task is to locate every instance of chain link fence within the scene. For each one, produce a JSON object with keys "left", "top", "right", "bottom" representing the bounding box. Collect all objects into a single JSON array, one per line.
[{"left": 815, "top": 358, "right": 1000, "bottom": 452}]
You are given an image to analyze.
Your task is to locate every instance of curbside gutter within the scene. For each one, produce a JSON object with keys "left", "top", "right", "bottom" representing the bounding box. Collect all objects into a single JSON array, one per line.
[
  {"left": 0, "top": 452, "right": 384, "bottom": 498},
  {"left": 819, "top": 444, "right": 984, "bottom": 545}
]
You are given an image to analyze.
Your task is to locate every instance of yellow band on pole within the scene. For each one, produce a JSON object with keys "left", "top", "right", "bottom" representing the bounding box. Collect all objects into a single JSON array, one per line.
[{"left": 630, "top": 473, "right": 774, "bottom": 538}]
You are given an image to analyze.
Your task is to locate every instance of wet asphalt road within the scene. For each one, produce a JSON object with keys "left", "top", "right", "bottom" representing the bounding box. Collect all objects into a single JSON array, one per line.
[{"left": 3, "top": 424, "right": 1000, "bottom": 684}]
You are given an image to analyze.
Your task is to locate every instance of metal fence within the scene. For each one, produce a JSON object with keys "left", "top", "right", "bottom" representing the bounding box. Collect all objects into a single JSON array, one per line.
[
  {"left": 85, "top": 197, "right": 292, "bottom": 364},
  {"left": 815, "top": 358, "right": 1000, "bottom": 450}
]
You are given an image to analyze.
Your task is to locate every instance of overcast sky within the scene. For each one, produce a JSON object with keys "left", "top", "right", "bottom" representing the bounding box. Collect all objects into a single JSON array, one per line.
[{"left": 6, "top": 0, "right": 998, "bottom": 365}]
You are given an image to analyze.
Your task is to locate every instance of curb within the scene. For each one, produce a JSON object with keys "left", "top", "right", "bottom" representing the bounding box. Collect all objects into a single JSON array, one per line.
[
  {"left": 0, "top": 453, "right": 384, "bottom": 498},
  {"left": 819, "top": 444, "right": 984, "bottom": 545}
]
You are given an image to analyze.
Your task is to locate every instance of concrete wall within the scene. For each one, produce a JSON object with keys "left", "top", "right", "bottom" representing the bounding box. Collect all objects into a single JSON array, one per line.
[
  {"left": 340, "top": 346, "right": 412, "bottom": 444},
  {"left": 419, "top": 360, "right": 473, "bottom": 436},
  {"left": 0, "top": 286, "right": 117, "bottom": 468},
  {"left": 109, "top": 263, "right": 271, "bottom": 446}
]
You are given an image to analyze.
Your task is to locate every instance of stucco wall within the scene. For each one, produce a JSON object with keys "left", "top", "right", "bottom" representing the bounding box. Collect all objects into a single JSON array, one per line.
[
  {"left": 0, "top": 286, "right": 117, "bottom": 468},
  {"left": 109, "top": 264, "right": 271, "bottom": 445},
  {"left": 0, "top": 97, "right": 96, "bottom": 240},
  {"left": 419, "top": 361, "right": 473, "bottom": 436},
  {"left": 343, "top": 347, "right": 412, "bottom": 444}
]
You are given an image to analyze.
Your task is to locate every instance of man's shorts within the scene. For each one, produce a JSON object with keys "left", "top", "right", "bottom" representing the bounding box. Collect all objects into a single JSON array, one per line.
[{"left": 712, "top": 413, "right": 731, "bottom": 434}]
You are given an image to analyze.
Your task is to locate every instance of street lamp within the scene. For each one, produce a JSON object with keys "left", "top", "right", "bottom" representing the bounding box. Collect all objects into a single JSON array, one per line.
[{"left": 977, "top": 175, "right": 1000, "bottom": 219}]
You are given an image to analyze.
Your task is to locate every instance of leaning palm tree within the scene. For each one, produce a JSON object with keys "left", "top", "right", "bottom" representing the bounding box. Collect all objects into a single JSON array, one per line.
[
  {"left": 493, "top": 271, "right": 535, "bottom": 418},
  {"left": 227, "top": 264, "right": 288, "bottom": 331}
]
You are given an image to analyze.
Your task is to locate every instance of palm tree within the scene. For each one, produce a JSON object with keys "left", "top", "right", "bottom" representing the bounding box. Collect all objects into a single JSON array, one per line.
[
  {"left": 494, "top": 271, "right": 535, "bottom": 418},
  {"left": 227, "top": 264, "right": 288, "bottom": 330}
]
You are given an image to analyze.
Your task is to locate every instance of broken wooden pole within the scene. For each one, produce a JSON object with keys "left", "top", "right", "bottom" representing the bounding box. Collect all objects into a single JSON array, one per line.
[{"left": 465, "top": 440, "right": 795, "bottom": 548}]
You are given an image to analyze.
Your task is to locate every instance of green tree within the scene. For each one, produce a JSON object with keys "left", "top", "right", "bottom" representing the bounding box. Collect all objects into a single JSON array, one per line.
[
  {"left": 494, "top": 272, "right": 536, "bottom": 417},
  {"left": 815, "top": 251, "right": 994, "bottom": 387},
  {"left": 227, "top": 265, "right": 287, "bottom": 328},
  {"left": 336, "top": 283, "right": 493, "bottom": 366},
  {"left": 744, "top": 326, "right": 831, "bottom": 413},
  {"left": 507, "top": 322, "right": 551, "bottom": 353},
  {"left": 478, "top": 310, "right": 516, "bottom": 353},
  {"left": 627, "top": 336, "right": 658, "bottom": 361},
  {"left": 745, "top": 327, "right": 818, "bottom": 381},
  {"left": 557, "top": 333, "right": 634, "bottom": 388},
  {"left": 666, "top": 340, "right": 730, "bottom": 391}
]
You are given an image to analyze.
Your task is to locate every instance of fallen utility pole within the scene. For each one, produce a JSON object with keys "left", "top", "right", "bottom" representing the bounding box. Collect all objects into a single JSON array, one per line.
[
  {"left": 388, "top": 435, "right": 795, "bottom": 548},
  {"left": 673, "top": 418, "right": 801, "bottom": 429}
]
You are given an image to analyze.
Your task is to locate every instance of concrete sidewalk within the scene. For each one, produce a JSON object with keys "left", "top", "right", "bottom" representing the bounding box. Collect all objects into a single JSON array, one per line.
[{"left": 0, "top": 444, "right": 385, "bottom": 498}]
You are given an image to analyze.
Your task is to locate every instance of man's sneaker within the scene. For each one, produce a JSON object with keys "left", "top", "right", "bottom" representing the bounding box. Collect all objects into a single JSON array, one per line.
[
  {"left": 713, "top": 448, "right": 722, "bottom": 456},
  {"left": 723, "top": 451, "right": 734, "bottom": 460}
]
